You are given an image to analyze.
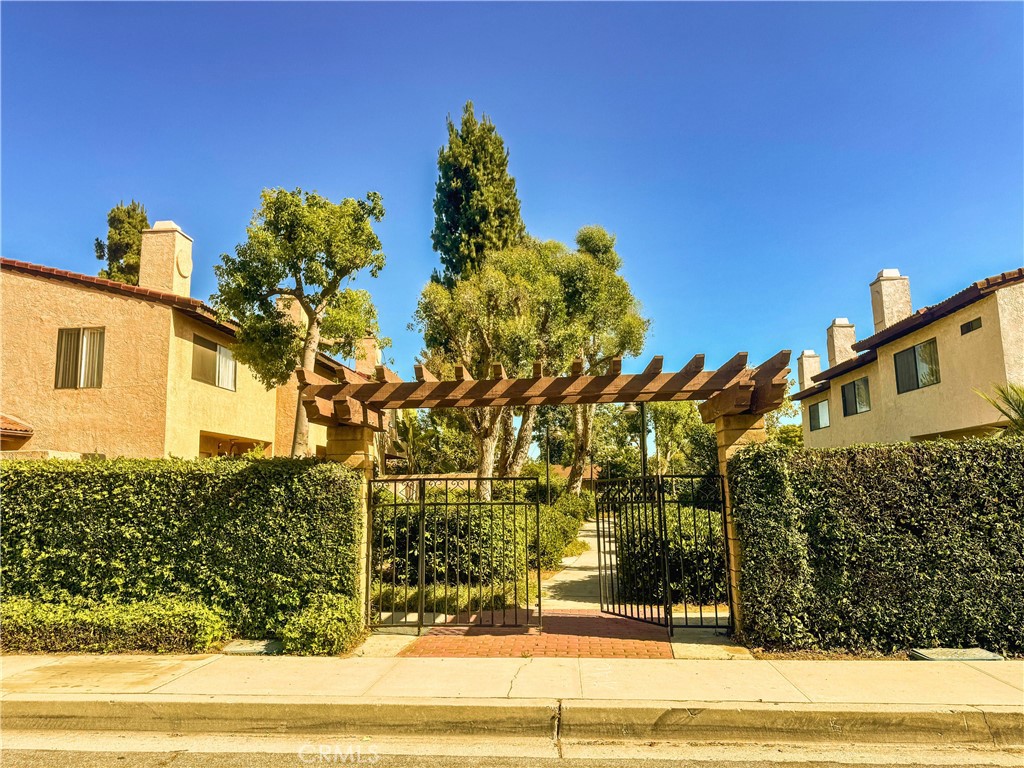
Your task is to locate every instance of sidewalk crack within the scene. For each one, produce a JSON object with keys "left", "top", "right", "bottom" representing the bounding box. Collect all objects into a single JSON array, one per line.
[{"left": 506, "top": 657, "right": 532, "bottom": 698}]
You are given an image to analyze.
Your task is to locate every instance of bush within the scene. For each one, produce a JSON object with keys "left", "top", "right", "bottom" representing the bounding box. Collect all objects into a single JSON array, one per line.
[
  {"left": 552, "top": 491, "right": 593, "bottom": 521},
  {"left": 535, "top": 503, "right": 584, "bottom": 570},
  {"left": 1, "top": 458, "right": 363, "bottom": 638},
  {"left": 282, "top": 594, "right": 365, "bottom": 656},
  {"left": 0, "top": 597, "right": 227, "bottom": 653},
  {"left": 729, "top": 439, "right": 1024, "bottom": 654}
]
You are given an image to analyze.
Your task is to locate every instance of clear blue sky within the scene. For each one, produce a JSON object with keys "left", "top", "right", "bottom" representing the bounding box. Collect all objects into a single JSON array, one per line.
[{"left": 3, "top": 2, "right": 1022, "bottom": 383}]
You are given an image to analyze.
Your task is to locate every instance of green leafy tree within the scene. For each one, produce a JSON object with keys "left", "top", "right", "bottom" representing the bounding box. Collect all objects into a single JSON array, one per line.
[
  {"left": 213, "top": 188, "right": 386, "bottom": 456},
  {"left": 432, "top": 101, "right": 526, "bottom": 283},
  {"left": 95, "top": 200, "right": 149, "bottom": 284},
  {"left": 561, "top": 226, "right": 648, "bottom": 493},
  {"left": 415, "top": 239, "right": 575, "bottom": 490}
]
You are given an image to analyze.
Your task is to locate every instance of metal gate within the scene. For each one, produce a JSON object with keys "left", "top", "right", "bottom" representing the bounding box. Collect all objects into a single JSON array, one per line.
[
  {"left": 368, "top": 476, "right": 542, "bottom": 630},
  {"left": 595, "top": 474, "right": 731, "bottom": 633}
]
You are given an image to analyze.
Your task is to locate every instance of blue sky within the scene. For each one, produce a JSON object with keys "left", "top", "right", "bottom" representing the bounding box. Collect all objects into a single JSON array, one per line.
[{"left": 3, "top": 2, "right": 1022, "bottom": 388}]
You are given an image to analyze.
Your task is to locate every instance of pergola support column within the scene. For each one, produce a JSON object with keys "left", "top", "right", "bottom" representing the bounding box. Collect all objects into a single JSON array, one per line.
[
  {"left": 326, "top": 424, "right": 377, "bottom": 620},
  {"left": 713, "top": 413, "right": 767, "bottom": 636}
]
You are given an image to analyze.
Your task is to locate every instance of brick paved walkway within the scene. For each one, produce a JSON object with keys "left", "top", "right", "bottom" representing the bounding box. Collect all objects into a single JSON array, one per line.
[{"left": 397, "top": 610, "right": 673, "bottom": 658}]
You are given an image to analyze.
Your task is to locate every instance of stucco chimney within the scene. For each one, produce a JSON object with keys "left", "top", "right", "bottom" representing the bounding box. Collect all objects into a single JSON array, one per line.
[
  {"left": 826, "top": 318, "right": 856, "bottom": 368},
  {"left": 139, "top": 221, "right": 193, "bottom": 298},
  {"left": 797, "top": 350, "right": 821, "bottom": 391},
  {"left": 869, "top": 269, "right": 911, "bottom": 333},
  {"left": 354, "top": 337, "right": 382, "bottom": 378}
]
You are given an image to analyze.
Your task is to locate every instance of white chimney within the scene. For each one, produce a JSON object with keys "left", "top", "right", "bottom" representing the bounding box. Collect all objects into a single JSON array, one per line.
[
  {"left": 139, "top": 221, "right": 193, "bottom": 297},
  {"left": 826, "top": 318, "right": 857, "bottom": 368},
  {"left": 797, "top": 350, "right": 821, "bottom": 391},
  {"left": 869, "top": 269, "right": 911, "bottom": 333}
]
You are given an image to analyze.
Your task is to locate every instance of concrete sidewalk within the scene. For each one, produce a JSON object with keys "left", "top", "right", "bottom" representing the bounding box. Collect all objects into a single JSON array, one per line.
[{"left": 2, "top": 653, "right": 1022, "bottom": 745}]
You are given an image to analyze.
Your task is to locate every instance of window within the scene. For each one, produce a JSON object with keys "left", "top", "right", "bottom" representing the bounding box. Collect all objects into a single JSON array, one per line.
[
  {"left": 55, "top": 327, "right": 104, "bottom": 389},
  {"left": 192, "top": 335, "right": 236, "bottom": 390},
  {"left": 960, "top": 317, "right": 982, "bottom": 335},
  {"left": 894, "top": 338, "right": 940, "bottom": 394},
  {"left": 808, "top": 399, "right": 830, "bottom": 431},
  {"left": 841, "top": 377, "right": 871, "bottom": 416}
]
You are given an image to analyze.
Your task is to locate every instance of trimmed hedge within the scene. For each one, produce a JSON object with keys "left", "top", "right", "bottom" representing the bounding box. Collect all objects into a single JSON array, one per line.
[
  {"left": 0, "top": 597, "right": 227, "bottom": 653},
  {"left": 729, "top": 439, "right": 1024, "bottom": 654},
  {"left": 282, "top": 593, "right": 365, "bottom": 656},
  {"left": 1, "top": 458, "right": 362, "bottom": 637}
]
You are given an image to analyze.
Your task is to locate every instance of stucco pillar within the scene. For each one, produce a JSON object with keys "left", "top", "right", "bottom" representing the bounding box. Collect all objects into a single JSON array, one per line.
[
  {"left": 714, "top": 413, "right": 767, "bottom": 636},
  {"left": 326, "top": 424, "right": 377, "bottom": 620}
]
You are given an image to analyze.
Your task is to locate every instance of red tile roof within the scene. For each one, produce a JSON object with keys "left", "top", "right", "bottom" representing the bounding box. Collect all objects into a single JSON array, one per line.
[
  {"left": 0, "top": 413, "right": 34, "bottom": 436},
  {"left": 0, "top": 257, "right": 361, "bottom": 378}
]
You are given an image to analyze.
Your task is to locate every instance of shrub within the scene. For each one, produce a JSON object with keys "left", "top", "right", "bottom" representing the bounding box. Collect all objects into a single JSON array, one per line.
[
  {"left": 0, "top": 597, "right": 227, "bottom": 653},
  {"left": 1, "top": 458, "right": 362, "bottom": 637},
  {"left": 282, "top": 594, "right": 365, "bottom": 656},
  {"left": 552, "top": 491, "right": 593, "bottom": 521},
  {"left": 729, "top": 439, "right": 1024, "bottom": 654},
  {"left": 535, "top": 503, "right": 584, "bottom": 570}
]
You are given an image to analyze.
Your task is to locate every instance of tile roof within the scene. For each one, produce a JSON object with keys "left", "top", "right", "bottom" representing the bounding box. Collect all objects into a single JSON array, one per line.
[
  {"left": 0, "top": 257, "right": 360, "bottom": 378},
  {"left": 0, "top": 413, "right": 34, "bottom": 436}
]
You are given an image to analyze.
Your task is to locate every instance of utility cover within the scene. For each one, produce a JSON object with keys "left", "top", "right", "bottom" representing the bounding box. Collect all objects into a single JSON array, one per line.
[{"left": 909, "top": 647, "right": 1003, "bottom": 661}]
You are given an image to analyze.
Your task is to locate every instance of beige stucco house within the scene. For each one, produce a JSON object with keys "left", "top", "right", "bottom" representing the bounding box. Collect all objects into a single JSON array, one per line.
[
  {"left": 0, "top": 221, "right": 373, "bottom": 459},
  {"left": 792, "top": 267, "right": 1024, "bottom": 448}
]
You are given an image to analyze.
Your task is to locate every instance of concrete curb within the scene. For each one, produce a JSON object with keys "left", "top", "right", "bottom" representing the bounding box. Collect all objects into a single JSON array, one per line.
[
  {"left": 2, "top": 694, "right": 1021, "bottom": 746},
  {"left": 559, "top": 700, "right": 1024, "bottom": 746}
]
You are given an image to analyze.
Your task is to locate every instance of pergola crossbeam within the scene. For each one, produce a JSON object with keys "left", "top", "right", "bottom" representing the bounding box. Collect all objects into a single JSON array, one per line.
[{"left": 299, "top": 351, "right": 792, "bottom": 428}]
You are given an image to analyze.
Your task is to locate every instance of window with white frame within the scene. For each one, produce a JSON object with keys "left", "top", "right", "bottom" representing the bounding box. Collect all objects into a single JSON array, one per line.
[
  {"left": 192, "top": 335, "right": 237, "bottom": 391},
  {"left": 54, "top": 327, "right": 105, "bottom": 389},
  {"left": 808, "top": 399, "right": 830, "bottom": 431}
]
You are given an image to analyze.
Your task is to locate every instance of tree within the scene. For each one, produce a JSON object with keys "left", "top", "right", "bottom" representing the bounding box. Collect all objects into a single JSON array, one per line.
[
  {"left": 212, "top": 188, "right": 386, "bottom": 456},
  {"left": 432, "top": 101, "right": 526, "bottom": 283},
  {"left": 95, "top": 200, "right": 149, "bottom": 284},
  {"left": 561, "top": 226, "right": 648, "bottom": 493},
  {"left": 415, "top": 239, "right": 575, "bottom": 490}
]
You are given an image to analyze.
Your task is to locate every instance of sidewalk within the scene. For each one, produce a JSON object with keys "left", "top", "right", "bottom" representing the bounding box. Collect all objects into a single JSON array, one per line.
[{"left": 3, "top": 653, "right": 1022, "bottom": 745}]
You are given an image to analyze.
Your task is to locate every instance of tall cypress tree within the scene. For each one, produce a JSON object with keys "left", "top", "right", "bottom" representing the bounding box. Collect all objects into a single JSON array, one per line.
[
  {"left": 431, "top": 101, "right": 526, "bottom": 283},
  {"left": 95, "top": 200, "right": 150, "bottom": 285}
]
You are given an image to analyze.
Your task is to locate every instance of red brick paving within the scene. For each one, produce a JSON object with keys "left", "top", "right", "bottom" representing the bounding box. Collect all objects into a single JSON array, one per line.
[{"left": 398, "top": 610, "right": 673, "bottom": 658}]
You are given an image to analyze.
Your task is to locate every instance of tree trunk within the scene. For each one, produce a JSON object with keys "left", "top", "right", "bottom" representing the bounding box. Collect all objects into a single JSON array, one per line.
[
  {"left": 472, "top": 407, "right": 500, "bottom": 500},
  {"left": 566, "top": 403, "right": 595, "bottom": 495},
  {"left": 495, "top": 407, "right": 515, "bottom": 477},
  {"left": 507, "top": 405, "right": 537, "bottom": 477},
  {"left": 291, "top": 319, "right": 321, "bottom": 457}
]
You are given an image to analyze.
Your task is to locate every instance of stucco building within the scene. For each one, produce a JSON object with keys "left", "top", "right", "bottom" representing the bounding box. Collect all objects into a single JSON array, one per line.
[
  {"left": 0, "top": 221, "right": 371, "bottom": 459},
  {"left": 792, "top": 267, "right": 1024, "bottom": 448}
]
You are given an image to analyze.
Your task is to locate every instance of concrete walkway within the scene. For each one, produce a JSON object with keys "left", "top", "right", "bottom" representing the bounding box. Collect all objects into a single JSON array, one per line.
[
  {"left": 2, "top": 654, "right": 1021, "bottom": 746},
  {"left": 541, "top": 520, "right": 602, "bottom": 611}
]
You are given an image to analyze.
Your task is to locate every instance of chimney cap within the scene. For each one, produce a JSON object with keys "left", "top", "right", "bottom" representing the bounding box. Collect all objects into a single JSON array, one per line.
[
  {"left": 144, "top": 220, "right": 193, "bottom": 242},
  {"left": 830, "top": 317, "right": 852, "bottom": 326},
  {"left": 875, "top": 268, "right": 902, "bottom": 280},
  {"left": 799, "top": 349, "right": 818, "bottom": 357}
]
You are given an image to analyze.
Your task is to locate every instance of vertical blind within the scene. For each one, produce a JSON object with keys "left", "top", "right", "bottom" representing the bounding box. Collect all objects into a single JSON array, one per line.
[{"left": 55, "top": 328, "right": 104, "bottom": 389}]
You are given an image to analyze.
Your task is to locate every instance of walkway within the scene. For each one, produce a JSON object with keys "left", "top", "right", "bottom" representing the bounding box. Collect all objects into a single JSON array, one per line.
[{"left": 396, "top": 520, "right": 748, "bottom": 659}]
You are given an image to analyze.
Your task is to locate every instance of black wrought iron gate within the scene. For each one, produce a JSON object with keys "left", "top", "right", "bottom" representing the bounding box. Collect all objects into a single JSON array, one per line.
[
  {"left": 595, "top": 474, "right": 731, "bottom": 634},
  {"left": 368, "top": 476, "right": 542, "bottom": 630}
]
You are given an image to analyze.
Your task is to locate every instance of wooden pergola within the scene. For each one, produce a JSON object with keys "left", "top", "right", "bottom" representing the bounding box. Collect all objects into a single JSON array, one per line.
[{"left": 297, "top": 351, "right": 792, "bottom": 430}]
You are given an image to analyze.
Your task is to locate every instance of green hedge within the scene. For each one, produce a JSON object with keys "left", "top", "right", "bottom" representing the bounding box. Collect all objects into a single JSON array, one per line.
[
  {"left": 1, "top": 458, "right": 362, "bottom": 637},
  {"left": 0, "top": 597, "right": 227, "bottom": 653},
  {"left": 729, "top": 439, "right": 1024, "bottom": 653}
]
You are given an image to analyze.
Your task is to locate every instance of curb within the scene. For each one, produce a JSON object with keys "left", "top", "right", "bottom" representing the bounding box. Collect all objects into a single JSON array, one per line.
[{"left": 2, "top": 694, "right": 1021, "bottom": 746}]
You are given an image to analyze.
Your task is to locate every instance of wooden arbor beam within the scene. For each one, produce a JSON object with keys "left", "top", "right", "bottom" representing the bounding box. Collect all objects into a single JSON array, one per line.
[{"left": 297, "top": 351, "right": 792, "bottom": 428}]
